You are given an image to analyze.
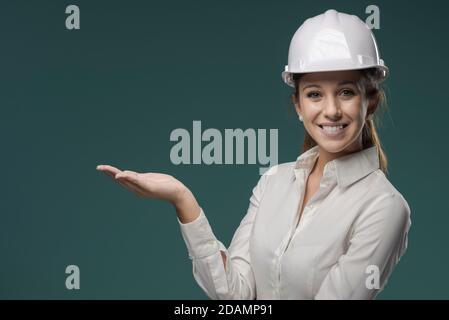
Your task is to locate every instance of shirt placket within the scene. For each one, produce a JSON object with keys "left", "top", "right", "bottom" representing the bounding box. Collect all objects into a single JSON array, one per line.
[
  {"left": 274, "top": 163, "right": 336, "bottom": 298},
  {"left": 272, "top": 167, "right": 309, "bottom": 298}
]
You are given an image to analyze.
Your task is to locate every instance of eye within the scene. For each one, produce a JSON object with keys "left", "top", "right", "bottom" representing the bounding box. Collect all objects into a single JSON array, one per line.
[
  {"left": 340, "top": 89, "right": 355, "bottom": 97},
  {"left": 306, "top": 91, "right": 321, "bottom": 99}
]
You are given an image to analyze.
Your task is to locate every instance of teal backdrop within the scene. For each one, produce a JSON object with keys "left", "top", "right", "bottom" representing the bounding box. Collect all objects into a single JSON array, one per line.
[{"left": 1, "top": 0, "right": 448, "bottom": 299}]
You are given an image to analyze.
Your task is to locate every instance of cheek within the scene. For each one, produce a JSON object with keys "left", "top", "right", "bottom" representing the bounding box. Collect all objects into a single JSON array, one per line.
[
  {"left": 344, "top": 101, "right": 366, "bottom": 138},
  {"left": 344, "top": 99, "right": 365, "bottom": 123},
  {"left": 299, "top": 99, "right": 319, "bottom": 119}
]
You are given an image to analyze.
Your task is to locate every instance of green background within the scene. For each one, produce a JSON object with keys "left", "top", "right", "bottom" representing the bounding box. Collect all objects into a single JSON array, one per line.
[{"left": 1, "top": 0, "right": 448, "bottom": 299}]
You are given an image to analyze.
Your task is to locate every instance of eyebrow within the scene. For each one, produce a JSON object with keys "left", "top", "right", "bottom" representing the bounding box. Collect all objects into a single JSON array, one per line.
[{"left": 302, "top": 80, "right": 357, "bottom": 91}]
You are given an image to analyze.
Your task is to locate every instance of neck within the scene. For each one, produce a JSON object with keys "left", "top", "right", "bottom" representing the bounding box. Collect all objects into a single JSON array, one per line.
[{"left": 312, "top": 138, "right": 363, "bottom": 178}]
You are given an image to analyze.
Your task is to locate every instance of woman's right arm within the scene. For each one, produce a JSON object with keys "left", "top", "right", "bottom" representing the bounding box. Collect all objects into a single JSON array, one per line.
[
  {"left": 176, "top": 187, "right": 264, "bottom": 300},
  {"left": 96, "top": 164, "right": 272, "bottom": 300},
  {"left": 175, "top": 168, "right": 272, "bottom": 300}
]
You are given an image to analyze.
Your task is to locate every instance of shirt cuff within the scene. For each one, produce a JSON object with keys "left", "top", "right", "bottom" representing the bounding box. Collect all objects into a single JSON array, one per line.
[{"left": 177, "top": 207, "right": 220, "bottom": 259}]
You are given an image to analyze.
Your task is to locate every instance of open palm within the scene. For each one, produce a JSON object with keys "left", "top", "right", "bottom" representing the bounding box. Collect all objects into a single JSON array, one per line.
[{"left": 96, "top": 164, "right": 187, "bottom": 204}]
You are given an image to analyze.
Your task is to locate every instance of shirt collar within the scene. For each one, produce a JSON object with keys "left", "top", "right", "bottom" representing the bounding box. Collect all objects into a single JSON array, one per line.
[{"left": 293, "top": 145, "right": 380, "bottom": 188}]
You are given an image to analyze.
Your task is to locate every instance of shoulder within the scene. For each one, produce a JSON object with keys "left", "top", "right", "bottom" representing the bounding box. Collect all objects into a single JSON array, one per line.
[
  {"left": 369, "top": 170, "right": 410, "bottom": 211},
  {"left": 357, "top": 170, "right": 412, "bottom": 229}
]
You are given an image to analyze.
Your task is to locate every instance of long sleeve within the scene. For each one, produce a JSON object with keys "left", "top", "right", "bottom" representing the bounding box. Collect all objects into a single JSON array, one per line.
[
  {"left": 314, "top": 192, "right": 412, "bottom": 300},
  {"left": 177, "top": 170, "right": 271, "bottom": 300}
]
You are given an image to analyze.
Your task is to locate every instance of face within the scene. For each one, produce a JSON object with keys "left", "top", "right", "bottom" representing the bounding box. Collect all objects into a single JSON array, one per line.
[{"left": 295, "top": 70, "right": 370, "bottom": 155}]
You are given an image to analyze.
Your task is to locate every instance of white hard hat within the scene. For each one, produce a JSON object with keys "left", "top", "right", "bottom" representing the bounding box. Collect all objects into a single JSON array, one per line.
[{"left": 281, "top": 9, "right": 389, "bottom": 87}]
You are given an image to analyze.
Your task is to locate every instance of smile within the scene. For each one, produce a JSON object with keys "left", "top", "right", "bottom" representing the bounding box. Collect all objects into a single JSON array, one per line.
[{"left": 317, "top": 123, "right": 349, "bottom": 138}]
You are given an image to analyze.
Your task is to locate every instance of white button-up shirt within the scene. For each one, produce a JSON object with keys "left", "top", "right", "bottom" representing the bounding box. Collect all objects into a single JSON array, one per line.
[{"left": 177, "top": 145, "right": 411, "bottom": 300}]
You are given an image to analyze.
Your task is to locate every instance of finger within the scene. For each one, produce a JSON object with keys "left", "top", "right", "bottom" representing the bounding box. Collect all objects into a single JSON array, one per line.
[
  {"left": 96, "top": 164, "right": 122, "bottom": 175},
  {"left": 115, "top": 171, "right": 139, "bottom": 183},
  {"left": 122, "top": 170, "right": 140, "bottom": 176},
  {"left": 115, "top": 174, "right": 150, "bottom": 195},
  {"left": 97, "top": 165, "right": 146, "bottom": 197},
  {"left": 117, "top": 180, "right": 146, "bottom": 197},
  {"left": 104, "top": 171, "right": 119, "bottom": 181},
  {"left": 115, "top": 174, "right": 141, "bottom": 188},
  {"left": 97, "top": 168, "right": 119, "bottom": 182}
]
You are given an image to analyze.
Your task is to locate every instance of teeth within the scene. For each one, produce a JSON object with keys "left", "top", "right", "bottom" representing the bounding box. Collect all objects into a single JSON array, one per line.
[{"left": 322, "top": 125, "right": 345, "bottom": 133}]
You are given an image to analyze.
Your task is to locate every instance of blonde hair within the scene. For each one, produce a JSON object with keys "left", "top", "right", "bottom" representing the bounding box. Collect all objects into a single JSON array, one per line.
[{"left": 292, "top": 68, "right": 389, "bottom": 175}]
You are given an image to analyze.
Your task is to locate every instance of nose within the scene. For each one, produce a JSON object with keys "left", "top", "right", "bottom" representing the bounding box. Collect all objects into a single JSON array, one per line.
[{"left": 323, "top": 96, "right": 342, "bottom": 120}]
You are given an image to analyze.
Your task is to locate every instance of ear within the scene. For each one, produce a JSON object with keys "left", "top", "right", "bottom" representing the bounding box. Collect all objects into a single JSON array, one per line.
[
  {"left": 366, "top": 90, "right": 380, "bottom": 116},
  {"left": 291, "top": 93, "right": 301, "bottom": 115}
]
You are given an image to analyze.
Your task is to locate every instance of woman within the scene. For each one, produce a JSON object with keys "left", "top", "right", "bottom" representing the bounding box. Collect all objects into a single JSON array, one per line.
[{"left": 97, "top": 9, "right": 411, "bottom": 299}]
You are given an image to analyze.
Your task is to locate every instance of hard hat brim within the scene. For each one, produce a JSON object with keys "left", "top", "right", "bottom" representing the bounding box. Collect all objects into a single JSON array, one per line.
[{"left": 281, "top": 65, "right": 389, "bottom": 88}]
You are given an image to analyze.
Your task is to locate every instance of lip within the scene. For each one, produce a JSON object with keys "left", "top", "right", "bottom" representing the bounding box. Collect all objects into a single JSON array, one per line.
[
  {"left": 317, "top": 123, "right": 349, "bottom": 139},
  {"left": 318, "top": 122, "right": 349, "bottom": 127}
]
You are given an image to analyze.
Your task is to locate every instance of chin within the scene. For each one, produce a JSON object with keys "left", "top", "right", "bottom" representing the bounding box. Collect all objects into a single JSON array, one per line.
[
  {"left": 310, "top": 133, "right": 352, "bottom": 154},
  {"left": 315, "top": 140, "right": 350, "bottom": 154}
]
